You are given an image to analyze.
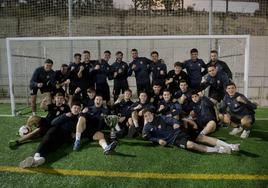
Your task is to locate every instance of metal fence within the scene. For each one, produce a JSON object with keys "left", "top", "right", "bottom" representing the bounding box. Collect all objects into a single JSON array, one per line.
[{"left": 0, "top": 0, "right": 267, "bottom": 37}]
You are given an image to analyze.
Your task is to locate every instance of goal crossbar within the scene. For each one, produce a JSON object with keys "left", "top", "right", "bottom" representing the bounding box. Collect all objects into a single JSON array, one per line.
[{"left": 6, "top": 35, "right": 250, "bottom": 116}]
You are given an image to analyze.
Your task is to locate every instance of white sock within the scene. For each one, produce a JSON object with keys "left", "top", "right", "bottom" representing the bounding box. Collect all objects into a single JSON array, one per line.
[
  {"left": 32, "top": 112, "right": 36, "bottom": 116},
  {"left": 115, "top": 124, "right": 121, "bottom": 131},
  {"left": 200, "top": 131, "right": 205, "bottom": 135},
  {"left": 216, "top": 140, "right": 230, "bottom": 148},
  {"left": 206, "top": 146, "right": 218, "bottom": 153},
  {"left": 99, "top": 139, "right": 108, "bottom": 150},
  {"left": 34, "top": 153, "right": 43, "bottom": 160},
  {"left": 76, "top": 132, "right": 81, "bottom": 141}
]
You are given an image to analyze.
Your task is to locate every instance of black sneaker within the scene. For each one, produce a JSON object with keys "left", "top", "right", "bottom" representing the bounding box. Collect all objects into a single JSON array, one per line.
[{"left": 128, "top": 125, "right": 137, "bottom": 138}]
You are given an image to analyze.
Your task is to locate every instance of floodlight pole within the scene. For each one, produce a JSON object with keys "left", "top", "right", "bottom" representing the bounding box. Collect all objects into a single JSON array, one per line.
[
  {"left": 6, "top": 39, "right": 16, "bottom": 116},
  {"left": 68, "top": 0, "right": 73, "bottom": 63},
  {"left": 209, "top": 0, "right": 213, "bottom": 51}
]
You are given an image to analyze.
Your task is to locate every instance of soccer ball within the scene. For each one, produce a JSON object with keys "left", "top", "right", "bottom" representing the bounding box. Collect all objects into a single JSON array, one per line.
[{"left": 18, "top": 125, "right": 32, "bottom": 137}]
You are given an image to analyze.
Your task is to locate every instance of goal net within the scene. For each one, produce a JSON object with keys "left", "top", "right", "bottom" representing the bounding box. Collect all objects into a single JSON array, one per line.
[{"left": 5, "top": 35, "right": 250, "bottom": 116}]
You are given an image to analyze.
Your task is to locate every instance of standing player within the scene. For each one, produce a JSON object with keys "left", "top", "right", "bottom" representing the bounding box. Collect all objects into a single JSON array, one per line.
[
  {"left": 200, "top": 64, "right": 230, "bottom": 103},
  {"left": 142, "top": 109, "right": 240, "bottom": 154},
  {"left": 68, "top": 53, "right": 83, "bottom": 106},
  {"left": 182, "top": 48, "right": 206, "bottom": 90},
  {"left": 52, "top": 64, "right": 70, "bottom": 96},
  {"left": 111, "top": 51, "right": 130, "bottom": 101},
  {"left": 150, "top": 51, "right": 167, "bottom": 87},
  {"left": 207, "top": 50, "right": 233, "bottom": 80},
  {"left": 93, "top": 50, "right": 112, "bottom": 105},
  {"left": 128, "top": 49, "right": 152, "bottom": 95},
  {"left": 219, "top": 82, "right": 257, "bottom": 139},
  {"left": 165, "top": 61, "right": 188, "bottom": 95},
  {"left": 30, "top": 59, "right": 55, "bottom": 115}
]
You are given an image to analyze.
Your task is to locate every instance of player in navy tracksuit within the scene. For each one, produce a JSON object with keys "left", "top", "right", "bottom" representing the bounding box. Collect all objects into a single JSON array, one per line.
[
  {"left": 79, "top": 50, "right": 96, "bottom": 99},
  {"left": 81, "top": 88, "right": 96, "bottom": 109},
  {"left": 174, "top": 80, "right": 193, "bottom": 116},
  {"left": 30, "top": 59, "right": 55, "bottom": 115},
  {"left": 112, "top": 89, "right": 134, "bottom": 135},
  {"left": 200, "top": 64, "right": 230, "bottom": 103},
  {"left": 191, "top": 92, "right": 218, "bottom": 135},
  {"left": 165, "top": 62, "right": 188, "bottom": 95},
  {"left": 19, "top": 102, "right": 81, "bottom": 168},
  {"left": 157, "top": 89, "right": 181, "bottom": 120},
  {"left": 93, "top": 50, "right": 112, "bottom": 104},
  {"left": 68, "top": 53, "right": 83, "bottom": 105},
  {"left": 206, "top": 50, "right": 233, "bottom": 80},
  {"left": 182, "top": 48, "right": 206, "bottom": 90},
  {"left": 150, "top": 51, "right": 167, "bottom": 87},
  {"left": 128, "top": 91, "right": 155, "bottom": 137},
  {"left": 73, "top": 95, "right": 117, "bottom": 153},
  {"left": 150, "top": 82, "right": 163, "bottom": 109},
  {"left": 219, "top": 82, "right": 257, "bottom": 139},
  {"left": 142, "top": 109, "right": 239, "bottom": 154},
  {"left": 52, "top": 64, "right": 69, "bottom": 96},
  {"left": 129, "top": 49, "right": 152, "bottom": 95},
  {"left": 111, "top": 51, "right": 130, "bottom": 101}
]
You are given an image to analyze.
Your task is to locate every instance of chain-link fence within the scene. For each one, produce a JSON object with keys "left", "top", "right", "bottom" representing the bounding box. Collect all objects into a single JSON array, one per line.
[{"left": 0, "top": 0, "right": 267, "bottom": 37}]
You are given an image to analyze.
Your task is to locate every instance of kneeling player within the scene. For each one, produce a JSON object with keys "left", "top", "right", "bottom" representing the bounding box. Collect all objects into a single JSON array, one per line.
[
  {"left": 191, "top": 91, "right": 218, "bottom": 135},
  {"left": 142, "top": 109, "right": 239, "bottom": 154},
  {"left": 73, "top": 95, "right": 117, "bottom": 154},
  {"left": 219, "top": 82, "right": 257, "bottom": 138}
]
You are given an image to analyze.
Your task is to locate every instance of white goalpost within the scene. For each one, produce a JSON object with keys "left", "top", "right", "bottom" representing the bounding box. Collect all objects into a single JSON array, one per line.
[{"left": 5, "top": 35, "right": 250, "bottom": 116}]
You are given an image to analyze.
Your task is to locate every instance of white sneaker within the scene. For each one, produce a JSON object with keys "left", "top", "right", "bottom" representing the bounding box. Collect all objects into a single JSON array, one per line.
[
  {"left": 229, "top": 144, "right": 240, "bottom": 152},
  {"left": 19, "top": 156, "right": 35, "bottom": 168},
  {"left": 229, "top": 127, "right": 243, "bottom": 136},
  {"left": 32, "top": 156, "right": 45, "bottom": 167},
  {"left": 240, "top": 130, "right": 250, "bottom": 139},
  {"left": 217, "top": 146, "right": 231, "bottom": 154}
]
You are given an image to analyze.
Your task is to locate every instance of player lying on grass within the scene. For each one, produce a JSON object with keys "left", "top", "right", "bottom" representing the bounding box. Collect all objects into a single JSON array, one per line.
[
  {"left": 19, "top": 102, "right": 81, "bottom": 168},
  {"left": 219, "top": 82, "right": 257, "bottom": 139},
  {"left": 73, "top": 95, "right": 117, "bottom": 153},
  {"left": 142, "top": 108, "right": 240, "bottom": 154},
  {"left": 9, "top": 93, "right": 70, "bottom": 149}
]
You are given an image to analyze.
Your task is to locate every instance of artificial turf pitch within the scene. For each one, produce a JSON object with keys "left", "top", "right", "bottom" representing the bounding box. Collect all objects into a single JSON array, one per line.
[{"left": 0, "top": 104, "right": 267, "bottom": 188}]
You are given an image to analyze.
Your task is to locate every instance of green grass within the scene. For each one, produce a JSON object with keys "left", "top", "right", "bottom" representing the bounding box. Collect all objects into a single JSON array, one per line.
[{"left": 0, "top": 104, "right": 268, "bottom": 187}]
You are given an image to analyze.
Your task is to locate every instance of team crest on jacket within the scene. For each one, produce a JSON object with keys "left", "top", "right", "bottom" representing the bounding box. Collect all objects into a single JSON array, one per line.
[
  {"left": 140, "top": 61, "right": 143, "bottom": 64},
  {"left": 157, "top": 67, "right": 160, "bottom": 70},
  {"left": 217, "top": 80, "right": 220, "bottom": 84},
  {"left": 158, "top": 125, "right": 161, "bottom": 129},
  {"left": 46, "top": 75, "right": 50, "bottom": 79},
  {"left": 198, "top": 63, "right": 201, "bottom": 66}
]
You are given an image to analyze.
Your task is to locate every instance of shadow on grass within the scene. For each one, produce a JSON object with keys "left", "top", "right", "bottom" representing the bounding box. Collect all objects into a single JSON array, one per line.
[
  {"left": 236, "top": 150, "right": 260, "bottom": 158},
  {"left": 250, "top": 129, "right": 268, "bottom": 142}
]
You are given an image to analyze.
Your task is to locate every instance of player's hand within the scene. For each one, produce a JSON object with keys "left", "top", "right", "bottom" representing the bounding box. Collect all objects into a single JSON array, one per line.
[
  {"left": 173, "top": 124, "right": 180, "bottom": 129},
  {"left": 82, "top": 107, "right": 88, "bottom": 113},
  {"left": 160, "top": 70, "right": 165, "bottom": 75},
  {"left": 74, "top": 87, "right": 81, "bottom": 94},
  {"left": 64, "top": 79, "right": 70, "bottom": 85},
  {"left": 198, "top": 91, "right": 204, "bottom": 97},
  {"left": 132, "top": 64, "right": 136, "bottom": 70},
  {"left": 79, "top": 65, "right": 84, "bottom": 71},
  {"left": 159, "top": 139, "right": 167, "bottom": 146},
  {"left": 118, "top": 69, "right": 122, "bottom": 73},
  {"left": 159, "top": 105, "right": 165, "bottom": 111},
  {"left": 138, "top": 110, "right": 143, "bottom": 116},
  {"left": 114, "top": 72, "right": 118, "bottom": 77},
  {"left": 169, "top": 78, "right": 173, "bottom": 83},
  {"left": 95, "top": 64, "right": 100, "bottom": 70},
  {"left": 119, "top": 117, "right": 126, "bottom": 123},
  {"left": 236, "top": 96, "right": 246, "bottom": 104},
  {"left": 181, "top": 94, "right": 187, "bottom": 101},
  {"left": 135, "top": 104, "right": 142, "bottom": 110},
  {"left": 209, "top": 97, "right": 218, "bottom": 104},
  {"left": 66, "top": 112, "right": 72, "bottom": 117},
  {"left": 37, "top": 83, "right": 43, "bottom": 88}
]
